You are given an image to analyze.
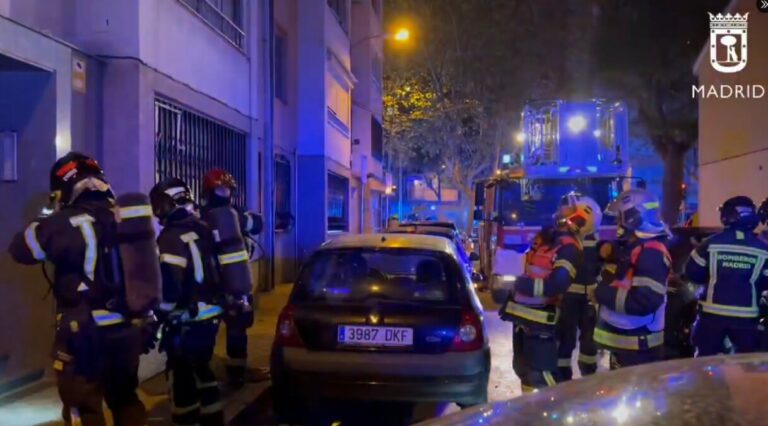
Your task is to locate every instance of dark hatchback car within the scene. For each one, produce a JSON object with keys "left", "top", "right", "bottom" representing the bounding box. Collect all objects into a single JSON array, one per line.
[{"left": 271, "top": 234, "right": 491, "bottom": 422}]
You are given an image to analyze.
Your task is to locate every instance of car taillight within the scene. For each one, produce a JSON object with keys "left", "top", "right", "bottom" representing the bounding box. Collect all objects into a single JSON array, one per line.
[
  {"left": 274, "top": 305, "right": 303, "bottom": 348},
  {"left": 451, "top": 309, "right": 484, "bottom": 352}
]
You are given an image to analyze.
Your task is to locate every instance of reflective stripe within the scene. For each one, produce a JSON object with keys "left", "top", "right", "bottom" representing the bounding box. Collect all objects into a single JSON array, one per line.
[
  {"left": 181, "top": 303, "right": 223, "bottom": 322},
  {"left": 161, "top": 254, "right": 188, "bottom": 268},
  {"left": 642, "top": 202, "right": 659, "bottom": 209},
  {"left": 553, "top": 259, "right": 576, "bottom": 278},
  {"left": 633, "top": 277, "right": 666, "bottom": 295},
  {"left": 218, "top": 250, "right": 249, "bottom": 265},
  {"left": 172, "top": 402, "right": 200, "bottom": 415},
  {"left": 91, "top": 309, "right": 125, "bottom": 326},
  {"left": 736, "top": 231, "right": 745, "bottom": 240},
  {"left": 195, "top": 380, "right": 219, "bottom": 390},
  {"left": 690, "top": 250, "right": 706, "bottom": 267},
  {"left": 180, "top": 232, "right": 204, "bottom": 284},
  {"left": 699, "top": 301, "right": 759, "bottom": 318},
  {"left": 615, "top": 288, "right": 628, "bottom": 314},
  {"left": 583, "top": 239, "right": 597, "bottom": 248},
  {"left": 69, "top": 215, "right": 97, "bottom": 281},
  {"left": 521, "top": 384, "right": 536, "bottom": 393},
  {"left": 594, "top": 328, "right": 664, "bottom": 350},
  {"left": 533, "top": 278, "right": 544, "bottom": 298},
  {"left": 159, "top": 302, "right": 177, "bottom": 312},
  {"left": 504, "top": 301, "right": 558, "bottom": 325},
  {"left": 227, "top": 358, "right": 248, "bottom": 368},
  {"left": 557, "top": 358, "right": 572, "bottom": 367},
  {"left": 24, "top": 222, "right": 46, "bottom": 261},
  {"left": 709, "top": 244, "right": 768, "bottom": 258},
  {"left": 578, "top": 353, "right": 598, "bottom": 364},
  {"left": 542, "top": 371, "right": 556, "bottom": 386},
  {"left": 568, "top": 283, "right": 588, "bottom": 294},
  {"left": 53, "top": 360, "right": 64, "bottom": 371},
  {"left": 119, "top": 205, "right": 153, "bottom": 219},
  {"left": 604, "top": 264, "right": 617, "bottom": 274},
  {"left": 200, "top": 401, "right": 223, "bottom": 415}
]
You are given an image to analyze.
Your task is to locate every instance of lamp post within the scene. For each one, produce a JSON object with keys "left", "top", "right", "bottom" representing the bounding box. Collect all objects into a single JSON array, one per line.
[{"left": 351, "top": 27, "right": 411, "bottom": 48}]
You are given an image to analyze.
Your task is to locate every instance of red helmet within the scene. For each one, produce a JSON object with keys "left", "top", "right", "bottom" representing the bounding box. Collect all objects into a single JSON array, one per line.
[{"left": 203, "top": 168, "right": 237, "bottom": 194}]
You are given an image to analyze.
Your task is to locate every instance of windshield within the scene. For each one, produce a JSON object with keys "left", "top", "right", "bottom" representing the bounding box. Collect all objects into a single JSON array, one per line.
[
  {"left": 497, "top": 178, "right": 614, "bottom": 227},
  {"left": 293, "top": 248, "right": 462, "bottom": 304}
]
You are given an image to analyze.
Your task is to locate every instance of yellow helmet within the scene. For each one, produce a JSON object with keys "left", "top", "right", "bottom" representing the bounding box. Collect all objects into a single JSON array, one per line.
[{"left": 555, "top": 191, "right": 602, "bottom": 238}]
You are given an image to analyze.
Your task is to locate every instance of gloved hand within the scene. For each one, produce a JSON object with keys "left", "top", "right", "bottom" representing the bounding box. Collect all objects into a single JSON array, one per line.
[{"left": 133, "top": 312, "right": 160, "bottom": 354}]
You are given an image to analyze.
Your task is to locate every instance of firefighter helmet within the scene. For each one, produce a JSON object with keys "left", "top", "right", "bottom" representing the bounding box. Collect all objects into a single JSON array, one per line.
[
  {"left": 203, "top": 168, "right": 237, "bottom": 201},
  {"left": 555, "top": 191, "right": 602, "bottom": 238},
  {"left": 150, "top": 177, "right": 194, "bottom": 222},
  {"left": 759, "top": 198, "right": 768, "bottom": 225},
  {"left": 50, "top": 152, "right": 113, "bottom": 205},
  {"left": 720, "top": 196, "right": 759, "bottom": 230},
  {"left": 605, "top": 189, "right": 668, "bottom": 239}
]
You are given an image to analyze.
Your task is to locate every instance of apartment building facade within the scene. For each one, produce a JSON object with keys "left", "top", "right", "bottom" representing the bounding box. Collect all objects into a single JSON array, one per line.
[
  {"left": 0, "top": 0, "right": 385, "bottom": 394},
  {"left": 695, "top": 0, "right": 768, "bottom": 225}
]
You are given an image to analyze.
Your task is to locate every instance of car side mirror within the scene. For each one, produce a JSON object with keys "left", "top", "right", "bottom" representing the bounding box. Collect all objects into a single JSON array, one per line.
[{"left": 469, "top": 252, "right": 480, "bottom": 262}]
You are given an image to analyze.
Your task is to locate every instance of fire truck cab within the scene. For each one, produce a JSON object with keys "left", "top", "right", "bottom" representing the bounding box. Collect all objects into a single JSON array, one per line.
[{"left": 474, "top": 99, "right": 632, "bottom": 302}]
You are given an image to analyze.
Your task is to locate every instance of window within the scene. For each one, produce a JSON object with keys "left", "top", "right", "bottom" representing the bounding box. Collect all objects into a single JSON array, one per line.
[
  {"left": 275, "top": 32, "right": 287, "bottom": 102},
  {"left": 327, "top": 75, "right": 351, "bottom": 135},
  {"left": 275, "top": 155, "right": 292, "bottom": 230},
  {"left": 181, "top": 0, "right": 245, "bottom": 48},
  {"left": 327, "top": 0, "right": 347, "bottom": 32},
  {"left": 371, "top": 117, "right": 383, "bottom": 161},
  {"left": 371, "top": 54, "right": 383, "bottom": 89},
  {"left": 293, "top": 249, "right": 461, "bottom": 304},
  {"left": 154, "top": 98, "right": 248, "bottom": 208},
  {"left": 327, "top": 173, "right": 349, "bottom": 231}
]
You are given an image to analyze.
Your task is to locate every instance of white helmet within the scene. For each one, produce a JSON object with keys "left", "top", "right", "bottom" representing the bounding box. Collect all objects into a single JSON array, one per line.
[{"left": 555, "top": 191, "right": 602, "bottom": 238}]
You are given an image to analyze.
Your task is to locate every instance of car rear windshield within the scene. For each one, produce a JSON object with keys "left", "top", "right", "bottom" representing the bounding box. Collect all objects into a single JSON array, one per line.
[{"left": 293, "top": 248, "right": 462, "bottom": 304}]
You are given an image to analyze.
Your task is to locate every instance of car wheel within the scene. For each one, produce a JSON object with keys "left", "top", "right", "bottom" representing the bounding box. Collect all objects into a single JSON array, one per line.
[{"left": 272, "top": 380, "right": 305, "bottom": 424}]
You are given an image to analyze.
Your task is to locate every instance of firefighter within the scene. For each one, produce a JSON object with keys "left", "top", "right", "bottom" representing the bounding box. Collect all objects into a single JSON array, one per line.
[
  {"left": 151, "top": 178, "right": 225, "bottom": 426},
  {"left": 500, "top": 195, "right": 592, "bottom": 392},
  {"left": 684, "top": 196, "right": 768, "bottom": 356},
  {"left": 8, "top": 152, "right": 147, "bottom": 425},
  {"left": 200, "top": 169, "right": 264, "bottom": 387},
  {"left": 592, "top": 189, "right": 670, "bottom": 369},
  {"left": 555, "top": 192, "right": 601, "bottom": 381}
]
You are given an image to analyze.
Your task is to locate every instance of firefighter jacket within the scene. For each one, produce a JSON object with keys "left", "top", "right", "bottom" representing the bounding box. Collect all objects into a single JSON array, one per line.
[
  {"left": 594, "top": 237, "right": 670, "bottom": 351},
  {"left": 201, "top": 203, "right": 262, "bottom": 237},
  {"left": 684, "top": 228, "right": 768, "bottom": 319},
  {"left": 157, "top": 210, "right": 223, "bottom": 322},
  {"left": 502, "top": 231, "right": 582, "bottom": 327},
  {"left": 8, "top": 195, "right": 127, "bottom": 326},
  {"left": 566, "top": 233, "right": 600, "bottom": 298}
]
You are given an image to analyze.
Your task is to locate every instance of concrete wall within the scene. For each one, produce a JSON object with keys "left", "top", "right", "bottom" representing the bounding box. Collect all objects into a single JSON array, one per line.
[{"left": 695, "top": 0, "right": 768, "bottom": 226}]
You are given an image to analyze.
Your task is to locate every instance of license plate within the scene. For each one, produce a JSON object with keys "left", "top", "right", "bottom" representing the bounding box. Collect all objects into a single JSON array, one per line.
[{"left": 338, "top": 325, "right": 413, "bottom": 346}]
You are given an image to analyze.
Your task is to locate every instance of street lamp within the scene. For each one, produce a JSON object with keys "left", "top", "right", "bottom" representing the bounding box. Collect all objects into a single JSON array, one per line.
[{"left": 351, "top": 27, "right": 412, "bottom": 48}]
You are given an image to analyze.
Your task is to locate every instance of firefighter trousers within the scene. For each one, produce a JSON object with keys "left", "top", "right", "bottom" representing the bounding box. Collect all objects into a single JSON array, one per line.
[
  {"left": 166, "top": 319, "right": 224, "bottom": 426},
  {"left": 224, "top": 307, "right": 254, "bottom": 383},
  {"left": 692, "top": 313, "right": 762, "bottom": 357},
  {"left": 512, "top": 324, "right": 559, "bottom": 392},
  {"left": 556, "top": 296, "right": 598, "bottom": 381},
  {"left": 56, "top": 323, "right": 146, "bottom": 426},
  {"left": 609, "top": 347, "right": 662, "bottom": 370}
]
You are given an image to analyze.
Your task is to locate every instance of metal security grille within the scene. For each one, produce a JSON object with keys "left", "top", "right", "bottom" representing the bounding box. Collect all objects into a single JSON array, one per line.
[{"left": 155, "top": 98, "right": 248, "bottom": 208}]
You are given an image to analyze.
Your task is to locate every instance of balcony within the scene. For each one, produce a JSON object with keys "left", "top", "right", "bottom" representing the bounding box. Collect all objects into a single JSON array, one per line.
[{"left": 179, "top": 0, "right": 245, "bottom": 49}]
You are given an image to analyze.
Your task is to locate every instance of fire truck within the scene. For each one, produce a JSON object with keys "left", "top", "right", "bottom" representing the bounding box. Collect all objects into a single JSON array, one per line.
[{"left": 474, "top": 99, "right": 633, "bottom": 299}]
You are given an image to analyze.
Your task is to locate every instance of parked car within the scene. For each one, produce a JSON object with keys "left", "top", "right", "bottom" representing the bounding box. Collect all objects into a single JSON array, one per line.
[
  {"left": 388, "top": 224, "right": 480, "bottom": 277},
  {"left": 271, "top": 234, "right": 491, "bottom": 423},
  {"left": 419, "top": 353, "right": 768, "bottom": 425}
]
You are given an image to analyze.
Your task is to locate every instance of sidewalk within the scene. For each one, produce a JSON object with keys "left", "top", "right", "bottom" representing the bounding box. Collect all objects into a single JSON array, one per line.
[{"left": 0, "top": 284, "right": 292, "bottom": 426}]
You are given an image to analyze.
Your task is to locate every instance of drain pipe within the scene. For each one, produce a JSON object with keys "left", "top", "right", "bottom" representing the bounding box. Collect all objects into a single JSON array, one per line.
[{"left": 262, "top": 0, "right": 276, "bottom": 290}]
